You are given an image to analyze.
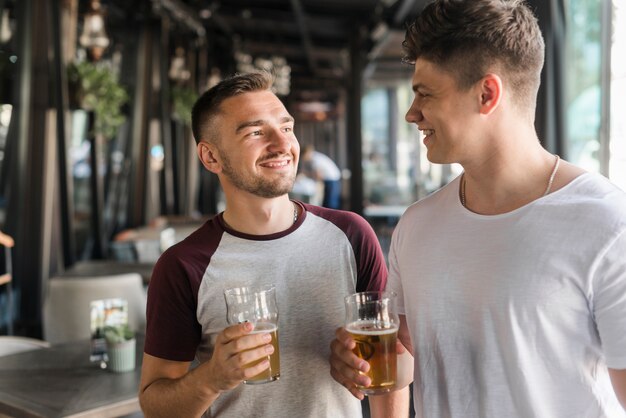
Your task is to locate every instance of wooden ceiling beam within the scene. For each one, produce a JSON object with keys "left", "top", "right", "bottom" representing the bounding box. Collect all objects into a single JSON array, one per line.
[{"left": 289, "top": 0, "right": 319, "bottom": 75}]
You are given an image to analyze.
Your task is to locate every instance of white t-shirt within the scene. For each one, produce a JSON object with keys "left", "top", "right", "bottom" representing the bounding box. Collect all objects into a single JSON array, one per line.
[
  {"left": 387, "top": 173, "right": 626, "bottom": 418},
  {"left": 310, "top": 151, "right": 341, "bottom": 181}
]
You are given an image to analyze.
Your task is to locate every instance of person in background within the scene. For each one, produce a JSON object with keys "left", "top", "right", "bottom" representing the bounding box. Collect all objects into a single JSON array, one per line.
[
  {"left": 0, "top": 231, "right": 14, "bottom": 248},
  {"left": 330, "top": 0, "right": 626, "bottom": 416},
  {"left": 300, "top": 144, "right": 343, "bottom": 209},
  {"left": 138, "top": 72, "right": 409, "bottom": 418}
]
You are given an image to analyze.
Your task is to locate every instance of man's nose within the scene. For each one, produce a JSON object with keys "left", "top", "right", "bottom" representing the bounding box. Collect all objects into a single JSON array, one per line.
[
  {"left": 405, "top": 101, "right": 423, "bottom": 124},
  {"left": 267, "top": 128, "right": 291, "bottom": 151}
]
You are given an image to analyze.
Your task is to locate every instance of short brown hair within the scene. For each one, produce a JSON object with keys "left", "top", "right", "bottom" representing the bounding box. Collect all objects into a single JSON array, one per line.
[
  {"left": 403, "top": 0, "right": 545, "bottom": 110},
  {"left": 191, "top": 72, "right": 274, "bottom": 144}
]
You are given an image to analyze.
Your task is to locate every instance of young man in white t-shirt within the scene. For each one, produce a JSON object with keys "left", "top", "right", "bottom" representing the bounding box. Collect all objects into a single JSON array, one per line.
[{"left": 330, "top": 0, "right": 626, "bottom": 416}]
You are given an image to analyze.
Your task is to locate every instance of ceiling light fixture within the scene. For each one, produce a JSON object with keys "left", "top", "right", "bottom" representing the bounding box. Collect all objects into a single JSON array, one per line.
[{"left": 79, "top": 0, "right": 110, "bottom": 61}]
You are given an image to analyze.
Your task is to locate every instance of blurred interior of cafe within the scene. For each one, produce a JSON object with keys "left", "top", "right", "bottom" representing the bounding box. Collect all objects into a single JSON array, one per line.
[{"left": 0, "top": 0, "right": 624, "bottom": 389}]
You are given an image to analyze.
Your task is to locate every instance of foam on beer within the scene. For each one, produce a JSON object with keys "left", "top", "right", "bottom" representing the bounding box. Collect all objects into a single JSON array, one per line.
[
  {"left": 346, "top": 320, "right": 398, "bottom": 335},
  {"left": 249, "top": 323, "right": 278, "bottom": 333}
]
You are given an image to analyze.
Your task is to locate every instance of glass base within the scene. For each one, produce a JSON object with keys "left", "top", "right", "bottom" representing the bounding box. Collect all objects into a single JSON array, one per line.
[
  {"left": 243, "top": 374, "right": 280, "bottom": 385},
  {"left": 359, "top": 385, "right": 395, "bottom": 395}
]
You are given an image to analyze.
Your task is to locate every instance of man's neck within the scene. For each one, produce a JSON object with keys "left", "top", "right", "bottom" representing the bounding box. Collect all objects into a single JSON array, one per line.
[
  {"left": 222, "top": 195, "right": 297, "bottom": 235},
  {"left": 460, "top": 137, "right": 559, "bottom": 215}
]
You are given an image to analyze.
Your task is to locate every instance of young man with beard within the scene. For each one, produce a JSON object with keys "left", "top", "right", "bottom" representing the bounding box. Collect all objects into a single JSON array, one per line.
[
  {"left": 139, "top": 72, "right": 409, "bottom": 417},
  {"left": 330, "top": 0, "right": 626, "bottom": 416}
]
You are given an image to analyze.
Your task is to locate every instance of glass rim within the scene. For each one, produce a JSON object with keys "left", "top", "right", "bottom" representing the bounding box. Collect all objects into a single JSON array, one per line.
[
  {"left": 223, "top": 284, "right": 276, "bottom": 297},
  {"left": 344, "top": 290, "right": 397, "bottom": 304}
]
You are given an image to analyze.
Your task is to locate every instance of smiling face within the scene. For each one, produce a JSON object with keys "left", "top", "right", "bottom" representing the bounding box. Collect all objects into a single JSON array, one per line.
[
  {"left": 405, "top": 58, "right": 483, "bottom": 164},
  {"left": 206, "top": 90, "right": 299, "bottom": 198}
]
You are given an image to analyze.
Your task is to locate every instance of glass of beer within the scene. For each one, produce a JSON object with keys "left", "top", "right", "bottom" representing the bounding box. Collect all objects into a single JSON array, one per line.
[
  {"left": 344, "top": 291, "right": 398, "bottom": 395},
  {"left": 223, "top": 284, "right": 280, "bottom": 384}
]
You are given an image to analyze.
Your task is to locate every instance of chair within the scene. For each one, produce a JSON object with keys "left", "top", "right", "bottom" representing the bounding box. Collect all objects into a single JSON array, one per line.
[
  {"left": 0, "top": 336, "right": 50, "bottom": 357},
  {"left": 43, "top": 273, "right": 146, "bottom": 344}
]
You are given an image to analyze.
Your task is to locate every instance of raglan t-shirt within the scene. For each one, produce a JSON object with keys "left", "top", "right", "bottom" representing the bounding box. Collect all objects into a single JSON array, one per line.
[
  {"left": 144, "top": 201, "right": 387, "bottom": 418},
  {"left": 387, "top": 173, "right": 626, "bottom": 417}
]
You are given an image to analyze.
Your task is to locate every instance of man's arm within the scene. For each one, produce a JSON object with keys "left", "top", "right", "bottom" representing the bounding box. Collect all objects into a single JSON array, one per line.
[
  {"left": 368, "top": 385, "right": 410, "bottom": 418},
  {"left": 139, "top": 355, "right": 216, "bottom": 417},
  {"left": 609, "top": 368, "right": 626, "bottom": 410},
  {"left": 368, "top": 337, "right": 413, "bottom": 418},
  {"left": 139, "top": 323, "right": 274, "bottom": 417}
]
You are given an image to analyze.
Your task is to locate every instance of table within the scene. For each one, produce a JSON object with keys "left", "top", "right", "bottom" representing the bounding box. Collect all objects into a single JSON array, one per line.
[
  {"left": 363, "top": 205, "right": 408, "bottom": 219},
  {"left": 60, "top": 261, "right": 154, "bottom": 285},
  {"left": 0, "top": 335, "right": 144, "bottom": 417}
]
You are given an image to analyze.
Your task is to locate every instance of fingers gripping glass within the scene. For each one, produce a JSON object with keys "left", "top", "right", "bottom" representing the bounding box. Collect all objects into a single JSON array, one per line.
[
  {"left": 223, "top": 285, "right": 280, "bottom": 384},
  {"left": 344, "top": 291, "right": 399, "bottom": 395}
]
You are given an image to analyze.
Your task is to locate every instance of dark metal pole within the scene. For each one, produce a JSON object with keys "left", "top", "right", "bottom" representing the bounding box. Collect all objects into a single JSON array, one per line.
[
  {"left": 49, "top": 0, "right": 76, "bottom": 267},
  {"left": 128, "top": 24, "right": 153, "bottom": 227},
  {"left": 7, "top": 0, "right": 53, "bottom": 337},
  {"left": 348, "top": 25, "right": 366, "bottom": 215},
  {"left": 4, "top": 247, "right": 12, "bottom": 335},
  {"left": 159, "top": 16, "right": 176, "bottom": 215},
  {"left": 88, "top": 112, "right": 108, "bottom": 259},
  {"left": 531, "top": 0, "right": 566, "bottom": 157}
]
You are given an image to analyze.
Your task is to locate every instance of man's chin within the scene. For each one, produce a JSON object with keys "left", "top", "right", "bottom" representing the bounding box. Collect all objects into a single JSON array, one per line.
[
  {"left": 425, "top": 149, "right": 454, "bottom": 165},
  {"left": 254, "top": 180, "right": 295, "bottom": 199}
]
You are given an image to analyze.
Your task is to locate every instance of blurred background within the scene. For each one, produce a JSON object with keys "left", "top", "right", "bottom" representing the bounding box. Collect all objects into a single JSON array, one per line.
[{"left": 0, "top": 0, "right": 624, "bottom": 337}]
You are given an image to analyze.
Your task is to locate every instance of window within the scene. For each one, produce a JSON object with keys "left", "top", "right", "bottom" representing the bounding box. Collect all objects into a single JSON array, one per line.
[
  {"left": 565, "top": 0, "right": 625, "bottom": 191},
  {"left": 565, "top": 0, "right": 602, "bottom": 173},
  {"left": 609, "top": 0, "right": 626, "bottom": 190}
]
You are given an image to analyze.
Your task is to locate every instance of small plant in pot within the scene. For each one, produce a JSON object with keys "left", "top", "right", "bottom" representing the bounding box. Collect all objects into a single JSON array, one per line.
[
  {"left": 103, "top": 324, "right": 136, "bottom": 372},
  {"left": 103, "top": 324, "right": 135, "bottom": 344},
  {"left": 67, "top": 60, "right": 129, "bottom": 139}
]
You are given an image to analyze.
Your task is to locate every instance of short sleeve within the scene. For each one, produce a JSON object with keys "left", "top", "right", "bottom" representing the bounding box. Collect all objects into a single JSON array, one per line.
[
  {"left": 593, "top": 229, "right": 626, "bottom": 369},
  {"left": 144, "top": 249, "right": 202, "bottom": 361},
  {"left": 386, "top": 225, "right": 406, "bottom": 315},
  {"left": 352, "top": 214, "right": 388, "bottom": 292}
]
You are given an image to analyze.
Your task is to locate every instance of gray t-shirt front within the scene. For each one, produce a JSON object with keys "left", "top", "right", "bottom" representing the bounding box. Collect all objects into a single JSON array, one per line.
[{"left": 145, "top": 202, "right": 387, "bottom": 417}]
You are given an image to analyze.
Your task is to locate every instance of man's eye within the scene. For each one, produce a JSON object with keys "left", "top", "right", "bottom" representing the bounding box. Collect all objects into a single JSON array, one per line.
[
  {"left": 249, "top": 130, "right": 262, "bottom": 137},
  {"left": 282, "top": 126, "right": 293, "bottom": 133}
]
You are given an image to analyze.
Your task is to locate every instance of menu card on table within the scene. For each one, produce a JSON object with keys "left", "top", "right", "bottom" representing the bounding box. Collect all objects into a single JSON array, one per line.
[{"left": 90, "top": 298, "right": 129, "bottom": 364}]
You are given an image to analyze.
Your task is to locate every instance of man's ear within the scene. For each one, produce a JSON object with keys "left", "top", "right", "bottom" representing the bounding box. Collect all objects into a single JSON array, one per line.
[
  {"left": 197, "top": 141, "right": 222, "bottom": 174},
  {"left": 478, "top": 73, "right": 503, "bottom": 115}
]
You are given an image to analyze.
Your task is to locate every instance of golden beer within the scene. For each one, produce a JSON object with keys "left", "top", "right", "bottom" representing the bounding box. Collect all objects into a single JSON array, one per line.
[
  {"left": 244, "top": 323, "right": 280, "bottom": 383},
  {"left": 347, "top": 320, "right": 397, "bottom": 394}
]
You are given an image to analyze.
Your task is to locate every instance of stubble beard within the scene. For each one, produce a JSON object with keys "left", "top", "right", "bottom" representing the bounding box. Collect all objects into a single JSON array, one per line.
[{"left": 220, "top": 151, "right": 296, "bottom": 198}]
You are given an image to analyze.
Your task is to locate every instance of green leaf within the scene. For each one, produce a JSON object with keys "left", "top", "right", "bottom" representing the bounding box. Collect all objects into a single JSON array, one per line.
[
  {"left": 102, "top": 324, "right": 135, "bottom": 344},
  {"left": 68, "top": 61, "right": 129, "bottom": 139}
]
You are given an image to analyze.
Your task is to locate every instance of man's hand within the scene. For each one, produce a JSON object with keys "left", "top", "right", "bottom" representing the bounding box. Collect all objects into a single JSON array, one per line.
[
  {"left": 203, "top": 322, "right": 274, "bottom": 393},
  {"left": 330, "top": 320, "right": 413, "bottom": 401},
  {"left": 329, "top": 326, "right": 371, "bottom": 400}
]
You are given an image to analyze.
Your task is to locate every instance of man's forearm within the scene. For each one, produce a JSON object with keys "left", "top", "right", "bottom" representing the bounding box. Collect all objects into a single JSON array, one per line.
[
  {"left": 368, "top": 386, "right": 410, "bottom": 418},
  {"left": 609, "top": 368, "right": 626, "bottom": 410},
  {"left": 368, "top": 345, "right": 413, "bottom": 418},
  {"left": 140, "top": 367, "right": 221, "bottom": 418}
]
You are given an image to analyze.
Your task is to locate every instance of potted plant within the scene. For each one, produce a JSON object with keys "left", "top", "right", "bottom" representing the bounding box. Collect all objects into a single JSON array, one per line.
[
  {"left": 171, "top": 85, "right": 198, "bottom": 126},
  {"left": 67, "top": 61, "right": 129, "bottom": 139},
  {"left": 103, "top": 324, "right": 136, "bottom": 372}
]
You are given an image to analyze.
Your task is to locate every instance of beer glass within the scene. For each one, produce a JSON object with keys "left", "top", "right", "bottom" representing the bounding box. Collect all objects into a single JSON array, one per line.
[
  {"left": 344, "top": 291, "right": 398, "bottom": 394},
  {"left": 223, "top": 284, "right": 280, "bottom": 384}
]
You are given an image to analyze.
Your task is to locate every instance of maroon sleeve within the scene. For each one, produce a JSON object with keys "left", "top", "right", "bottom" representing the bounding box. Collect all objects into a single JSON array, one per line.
[
  {"left": 144, "top": 218, "right": 223, "bottom": 361},
  {"left": 304, "top": 205, "right": 388, "bottom": 292}
]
